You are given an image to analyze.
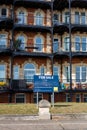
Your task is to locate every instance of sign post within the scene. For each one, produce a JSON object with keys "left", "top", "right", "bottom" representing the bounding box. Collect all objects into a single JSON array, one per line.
[
  {"left": 52, "top": 92, "right": 54, "bottom": 107},
  {"left": 34, "top": 75, "right": 60, "bottom": 107},
  {"left": 36, "top": 92, "right": 38, "bottom": 108}
]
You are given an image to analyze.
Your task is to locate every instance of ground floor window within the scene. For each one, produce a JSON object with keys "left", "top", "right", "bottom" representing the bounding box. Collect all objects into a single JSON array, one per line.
[
  {"left": 66, "top": 94, "right": 71, "bottom": 102},
  {"left": 76, "top": 94, "right": 81, "bottom": 102},
  {"left": 15, "top": 93, "right": 25, "bottom": 103},
  {"left": 83, "top": 94, "right": 87, "bottom": 102},
  {"left": 33, "top": 93, "right": 43, "bottom": 103}
]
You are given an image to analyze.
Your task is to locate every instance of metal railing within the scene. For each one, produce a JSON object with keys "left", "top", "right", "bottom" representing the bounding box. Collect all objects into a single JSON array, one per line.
[
  {"left": 53, "top": 13, "right": 87, "bottom": 26},
  {"left": 11, "top": 78, "right": 87, "bottom": 91},
  {"left": 0, "top": 78, "right": 10, "bottom": 90},
  {"left": 13, "top": 41, "right": 87, "bottom": 53},
  {"left": 14, "top": 42, "right": 52, "bottom": 53},
  {"left": 14, "top": 14, "right": 51, "bottom": 27},
  {"left": 14, "top": 0, "right": 51, "bottom": 2},
  {"left": 0, "top": 38, "right": 11, "bottom": 50},
  {"left": 60, "top": 79, "right": 87, "bottom": 91},
  {"left": 53, "top": 41, "right": 87, "bottom": 53}
]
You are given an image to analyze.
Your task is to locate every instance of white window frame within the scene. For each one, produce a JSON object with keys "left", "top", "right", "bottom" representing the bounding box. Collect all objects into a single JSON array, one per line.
[
  {"left": 13, "top": 66, "right": 19, "bottom": 79},
  {"left": 75, "top": 36, "right": 80, "bottom": 51},
  {"left": 66, "top": 94, "right": 71, "bottom": 102},
  {"left": 40, "top": 66, "right": 45, "bottom": 75},
  {"left": 17, "top": 35, "right": 25, "bottom": 50},
  {"left": 83, "top": 94, "right": 87, "bottom": 102},
  {"left": 64, "top": 37, "right": 70, "bottom": 51},
  {"left": 53, "top": 13, "right": 59, "bottom": 24},
  {"left": 81, "top": 37, "right": 87, "bottom": 52},
  {"left": 53, "top": 38, "right": 59, "bottom": 53},
  {"left": 34, "top": 36, "right": 43, "bottom": 52},
  {"left": 0, "top": 34, "right": 7, "bottom": 49},
  {"left": 76, "top": 94, "right": 81, "bottom": 102},
  {"left": 81, "top": 12, "right": 86, "bottom": 24},
  {"left": 17, "top": 11, "right": 26, "bottom": 24},
  {"left": 15, "top": 93, "right": 26, "bottom": 103},
  {"left": 75, "top": 12, "right": 80, "bottom": 24},
  {"left": 35, "top": 12, "right": 43, "bottom": 26},
  {"left": 53, "top": 66, "right": 59, "bottom": 76},
  {"left": 0, "top": 65, "right": 6, "bottom": 81},
  {"left": 33, "top": 93, "right": 43, "bottom": 103},
  {"left": 65, "top": 66, "right": 70, "bottom": 83},
  {"left": 24, "top": 63, "right": 36, "bottom": 83},
  {"left": 64, "top": 12, "right": 69, "bottom": 24},
  {"left": 76, "top": 66, "right": 86, "bottom": 82}
]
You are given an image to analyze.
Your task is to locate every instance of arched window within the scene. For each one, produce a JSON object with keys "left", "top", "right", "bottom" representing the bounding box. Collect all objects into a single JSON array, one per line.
[
  {"left": 24, "top": 63, "right": 36, "bottom": 83},
  {"left": 0, "top": 65, "right": 5, "bottom": 81},
  {"left": 13, "top": 65, "right": 19, "bottom": 79},
  {"left": 0, "top": 34, "right": 7, "bottom": 48},
  {"left": 17, "top": 35, "right": 25, "bottom": 50},
  {"left": 53, "top": 38, "right": 59, "bottom": 53},
  {"left": 35, "top": 12, "right": 43, "bottom": 25},
  {"left": 64, "top": 37, "right": 70, "bottom": 51},
  {"left": 17, "top": 11, "right": 25, "bottom": 24},
  {"left": 35, "top": 36, "right": 43, "bottom": 52},
  {"left": 75, "top": 36, "right": 80, "bottom": 51}
]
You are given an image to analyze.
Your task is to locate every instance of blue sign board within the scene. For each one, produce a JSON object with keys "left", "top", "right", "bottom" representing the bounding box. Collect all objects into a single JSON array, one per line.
[{"left": 34, "top": 75, "right": 60, "bottom": 93}]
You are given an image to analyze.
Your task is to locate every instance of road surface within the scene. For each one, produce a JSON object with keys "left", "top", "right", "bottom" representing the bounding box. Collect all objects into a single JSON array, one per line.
[{"left": 0, "top": 119, "right": 87, "bottom": 130}]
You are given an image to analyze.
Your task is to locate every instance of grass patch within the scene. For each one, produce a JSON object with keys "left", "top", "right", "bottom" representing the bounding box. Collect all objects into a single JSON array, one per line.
[
  {"left": 0, "top": 103, "right": 87, "bottom": 115},
  {"left": 0, "top": 103, "right": 38, "bottom": 115},
  {"left": 50, "top": 102, "right": 87, "bottom": 114}
]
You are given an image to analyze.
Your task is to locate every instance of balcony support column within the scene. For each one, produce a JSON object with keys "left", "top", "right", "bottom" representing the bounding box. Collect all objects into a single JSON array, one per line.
[
  {"left": 51, "top": 0, "right": 54, "bottom": 53},
  {"left": 69, "top": 0, "right": 72, "bottom": 101},
  {"left": 9, "top": 55, "right": 14, "bottom": 103}
]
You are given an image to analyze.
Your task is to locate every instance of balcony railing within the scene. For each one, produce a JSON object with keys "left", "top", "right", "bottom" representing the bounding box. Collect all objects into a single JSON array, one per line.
[
  {"left": 12, "top": 79, "right": 34, "bottom": 90},
  {"left": 0, "top": 12, "right": 13, "bottom": 21},
  {"left": 53, "top": 13, "right": 87, "bottom": 26},
  {"left": 11, "top": 78, "right": 87, "bottom": 91},
  {"left": 0, "top": 78, "right": 10, "bottom": 90},
  {"left": 53, "top": 42, "right": 87, "bottom": 53},
  {"left": 0, "top": 38, "right": 11, "bottom": 50},
  {"left": 13, "top": 41, "right": 87, "bottom": 54},
  {"left": 14, "top": 14, "right": 51, "bottom": 27},
  {"left": 14, "top": 0, "right": 51, "bottom": 2},
  {"left": 60, "top": 79, "right": 87, "bottom": 91},
  {"left": 14, "top": 42, "right": 52, "bottom": 53}
]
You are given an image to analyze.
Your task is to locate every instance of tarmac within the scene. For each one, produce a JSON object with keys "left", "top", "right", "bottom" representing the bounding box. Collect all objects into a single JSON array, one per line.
[
  {"left": 0, "top": 114, "right": 86, "bottom": 130},
  {"left": 0, "top": 113, "right": 86, "bottom": 121}
]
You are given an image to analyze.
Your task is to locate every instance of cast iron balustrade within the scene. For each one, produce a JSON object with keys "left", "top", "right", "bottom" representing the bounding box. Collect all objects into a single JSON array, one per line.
[
  {"left": 60, "top": 79, "right": 87, "bottom": 91},
  {"left": 0, "top": 38, "right": 11, "bottom": 51},
  {"left": 0, "top": 78, "right": 10, "bottom": 91},
  {"left": 12, "top": 79, "right": 33, "bottom": 91},
  {"left": 53, "top": 13, "right": 87, "bottom": 26},
  {"left": 53, "top": 41, "right": 87, "bottom": 54},
  {"left": 14, "top": 14, "right": 51, "bottom": 27},
  {"left": 14, "top": 0, "right": 51, "bottom": 2},
  {"left": 12, "top": 79, "right": 27, "bottom": 90},
  {"left": 13, "top": 42, "right": 52, "bottom": 54}
]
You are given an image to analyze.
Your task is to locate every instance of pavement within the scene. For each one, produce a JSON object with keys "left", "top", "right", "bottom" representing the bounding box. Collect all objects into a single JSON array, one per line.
[
  {"left": 0, "top": 114, "right": 86, "bottom": 130},
  {"left": 0, "top": 119, "right": 87, "bottom": 130}
]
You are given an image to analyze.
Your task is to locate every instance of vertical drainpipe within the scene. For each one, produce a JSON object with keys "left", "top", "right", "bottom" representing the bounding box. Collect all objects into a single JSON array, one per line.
[
  {"left": 69, "top": 0, "right": 72, "bottom": 101},
  {"left": 50, "top": 0, "right": 54, "bottom": 102},
  {"left": 9, "top": 2, "right": 14, "bottom": 103},
  {"left": 51, "top": 0, "right": 54, "bottom": 74}
]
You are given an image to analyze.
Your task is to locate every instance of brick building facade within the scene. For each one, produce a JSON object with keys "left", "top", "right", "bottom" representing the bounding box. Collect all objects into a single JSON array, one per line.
[{"left": 0, "top": 0, "right": 87, "bottom": 103}]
